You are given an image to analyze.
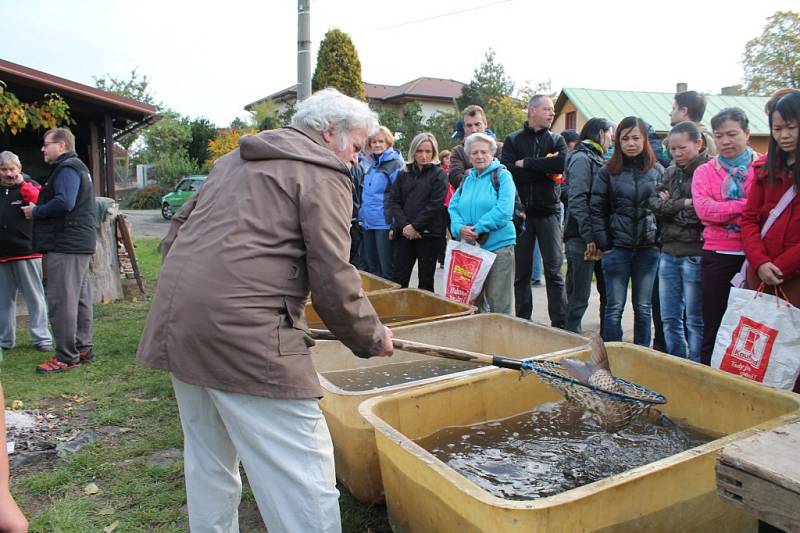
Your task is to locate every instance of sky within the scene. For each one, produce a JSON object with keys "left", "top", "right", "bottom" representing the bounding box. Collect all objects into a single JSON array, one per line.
[{"left": 2, "top": 0, "right": 796, "bottom": 126}]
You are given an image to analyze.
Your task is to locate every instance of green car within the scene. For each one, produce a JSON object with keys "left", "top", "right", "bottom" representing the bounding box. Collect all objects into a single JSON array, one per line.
[{"left": 161, "top": 175, "right": 206, "bottom": 220}]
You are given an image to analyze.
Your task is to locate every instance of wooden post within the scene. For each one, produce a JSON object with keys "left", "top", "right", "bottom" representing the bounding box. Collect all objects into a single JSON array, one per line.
[
  {"left": 89, "top": 121, "right": 101, "bottom": 195},
  {"left": 104, "top": 113, "right": 115, "bottom": 199},
  {"left": 89, "top": 199, "right": 123, "bottom": 303}
]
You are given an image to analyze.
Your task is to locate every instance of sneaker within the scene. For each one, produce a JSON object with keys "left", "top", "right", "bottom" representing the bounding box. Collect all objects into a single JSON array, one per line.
[
  {"left": 35, "top": 344, "right": 53, "bottom": 352},
  {"left": 531, "top": 279, "right": 542, "bottom": 286},
  {"left": 79, "top": 347, "right": 94, "bottom": 364},
  {"left": 36, "top": 357, "right": 80, "bottom": 374}
]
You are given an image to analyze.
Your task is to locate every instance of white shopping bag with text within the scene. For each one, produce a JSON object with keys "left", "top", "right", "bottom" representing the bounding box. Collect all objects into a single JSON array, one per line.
[
  {"left": 442, "top": 240, "right": 496, "bottom": 305},
  {"left": 711, "top": 287, "right": 800, "bottom": 389}
]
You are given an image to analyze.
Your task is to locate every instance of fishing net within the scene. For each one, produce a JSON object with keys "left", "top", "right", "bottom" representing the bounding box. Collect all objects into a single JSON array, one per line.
[{"left": 519, "top": 360, "right": 667, "bottom": 431}]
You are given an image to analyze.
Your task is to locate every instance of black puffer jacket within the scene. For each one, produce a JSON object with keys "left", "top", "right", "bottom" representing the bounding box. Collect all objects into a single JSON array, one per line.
[
  {"left": 649, "top": 153, "right": 709, "bottom": 257},
  {"left": 390, "top": 163, "right": 448, "bottom": 237},
  {"left": 563, "top": 141, "right": 606, "bottom": 243},
  {"left": 590, "top": 156, "right": 664, "bottom": 250},
  {"left": 501, "top": 123, "right": 567, "bottom": 217}
]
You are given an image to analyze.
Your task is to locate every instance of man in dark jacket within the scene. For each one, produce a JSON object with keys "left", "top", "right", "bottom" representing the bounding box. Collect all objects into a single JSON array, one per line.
[
  {"left": 448, "top": 105, "right": 503, "bottom": 189},
  {"left": 501, "top": 95, "right": 568, "bottom": 327},
  {"left": 22, "top": 128, "right": 97, "bottom": 374},
  {"left": 0, "top": 151, "right": 52, "bottom": 352}
]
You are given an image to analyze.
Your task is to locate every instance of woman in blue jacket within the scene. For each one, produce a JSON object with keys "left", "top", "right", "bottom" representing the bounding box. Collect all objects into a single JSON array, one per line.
[
  {"left": 449, "top": 132, "right": 516, "bottom": 314},
  {"left": 359, "top": 126, "right": 404, "bottom": 279}
]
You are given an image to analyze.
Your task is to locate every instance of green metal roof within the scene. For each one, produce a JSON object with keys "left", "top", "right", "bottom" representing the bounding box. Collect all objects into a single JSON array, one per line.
[{"left": 557, "top": 88, "right": 771, "bottom": 136}]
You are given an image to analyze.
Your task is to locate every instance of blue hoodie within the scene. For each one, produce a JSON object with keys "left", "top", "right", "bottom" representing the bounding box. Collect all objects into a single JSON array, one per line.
[
  {"left": 449, "top": 159, "right": 516, "bottom": 253},
  {"left": 359, "top": 148, "right": 404, "bottom": 230}
]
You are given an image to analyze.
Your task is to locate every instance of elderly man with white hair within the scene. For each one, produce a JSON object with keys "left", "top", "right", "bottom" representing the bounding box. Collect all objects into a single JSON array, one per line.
[
  {"left": 136, "top": 88, "right": 393, "bottom": 533},
  {"left": 0, "top": 151, "right": 52, "bottom": 353}
]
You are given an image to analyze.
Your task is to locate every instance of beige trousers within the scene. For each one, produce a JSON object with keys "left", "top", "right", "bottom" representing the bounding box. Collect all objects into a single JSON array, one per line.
[{"left": 171, "top": 375, "right": 341, "bottom": 533}]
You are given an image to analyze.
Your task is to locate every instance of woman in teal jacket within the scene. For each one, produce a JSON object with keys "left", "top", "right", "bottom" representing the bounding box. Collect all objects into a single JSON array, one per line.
[{"left": 449, "top": 132, "right": 516, "bottom": 314}]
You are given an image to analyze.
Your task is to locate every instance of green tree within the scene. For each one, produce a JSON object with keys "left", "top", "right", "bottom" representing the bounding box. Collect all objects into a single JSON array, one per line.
[
  {"left": 741, "top": 11, "right": 800, "bottom": 95},
  {"left": 279, "top": 103, "right": 297, "bottom": 127},
  {"left": 138, "top": 111, "right": 192, "bottom": 164},
  {"left": 373, "top": 102, "right": 426, "bottom": 155},
  {"left": 187, "top": 118, "right": 217, "bottom": 168},
  {"left": 94, "top": 69, "right": 161, "bottom": 148},
  {"left": 249, "top": 100, "right": 282, "bottom": 130},
  {"left": 486, "top": 95, "right": 527, "bottom": 141},
  {"left": 456, "top": 49, "right": 515, "bottom": 111},
  {"left": 312, "top": 29, "right": 365, "bottom": 99},
  {"left": 424, "top": 109, "right": 461, "bottom": 153},
  {"left": 154, "top": 151, "right": 200, "bottom": 187}
]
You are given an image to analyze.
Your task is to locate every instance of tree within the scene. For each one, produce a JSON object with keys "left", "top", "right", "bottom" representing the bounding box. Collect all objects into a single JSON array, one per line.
[
  {"left": 0, "top": 81, "right": 73, "bottom": 134},
  {"left": 741, "top": 11, "right": 800, "bottom": 95},
  {"left": 187, "top": 118, "right": 217, "bottom": 168},
  {"left": 93, "top": 69, "right": 160, "bottom": 108},
  {"left": 94, "top": 69, "right": 161, "bottom": 148},
  {"left": 372, "top": 102, "right": 425, "bottom": 155},
  {"left": 312, "top": 29, "right": 365, "bottom": 99},
  {"left": 456, "top": 49, "right": 515, "bottom": 111},
  {"left": 425, "top": 109, "right": 461, "bottom": 153},
  {"left": 249, "top": 101, "right": 282, "bottom": 131},
  {"left": 486, "top": 95, "right": 527, "bottom": 141},
  {"left": 206, "top": 128, "right": 258, "bottom": 167},
  {"left": 137, "top": 111, "right": 192, "bottom": 164}
]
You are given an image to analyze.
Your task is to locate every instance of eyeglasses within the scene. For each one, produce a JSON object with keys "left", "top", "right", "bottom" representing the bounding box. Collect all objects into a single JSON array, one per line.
[{"left": 42, "top": 141, "right": 62, "bottom": 146}]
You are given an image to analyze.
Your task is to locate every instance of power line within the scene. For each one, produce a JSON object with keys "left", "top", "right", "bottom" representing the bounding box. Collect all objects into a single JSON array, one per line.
[{"left": 353, "top": 0, "right": 513, "bottom": 34}]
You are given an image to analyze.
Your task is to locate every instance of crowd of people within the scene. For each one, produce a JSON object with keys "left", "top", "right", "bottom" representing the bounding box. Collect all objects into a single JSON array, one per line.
[{"left": 349, "top": 88, "right": 800, "bottom": 369}]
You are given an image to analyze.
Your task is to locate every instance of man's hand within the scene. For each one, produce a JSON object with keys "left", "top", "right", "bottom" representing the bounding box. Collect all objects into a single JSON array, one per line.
[
  {"left": 515, "top": 159, "right": 524, "bottom": 168},
  {"left": 402, "top": 224, "right": 420, "bottom": 240},
  {"left": 658, "top": 190, "right": 671, "bottom": 201},
  {"left": 459, "top": 225, "right": 479, "bottom": 243},
  {"left": 374, "top": 326, "right": 394, "bottom": 357},
  {"left": 684, "top": 198, "right": 693, "bottom": 207},
  {"left": 757, "top": 262, "right": 784, "bottom": 286},
  {"left": 20, "top": 204, "right": 34, "bottom": 220}
]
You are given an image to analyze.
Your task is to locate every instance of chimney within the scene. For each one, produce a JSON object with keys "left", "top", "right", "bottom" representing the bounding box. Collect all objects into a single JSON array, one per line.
[
  {"left": 676, "top": 82, "right": 688, "bottom": 93},
  {"left": 721, "top": 85, "right": 740, "bottom": 96}
]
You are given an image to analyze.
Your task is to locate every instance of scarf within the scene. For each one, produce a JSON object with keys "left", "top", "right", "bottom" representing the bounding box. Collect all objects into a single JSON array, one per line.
[
  {"left": 582, "top": 139, "right": 604, "bottom": 156},
  {"left": 717, "top": 147, "right": 753, "bottom": 231}
]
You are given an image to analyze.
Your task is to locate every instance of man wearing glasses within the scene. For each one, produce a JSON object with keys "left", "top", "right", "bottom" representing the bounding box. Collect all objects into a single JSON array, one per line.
[{"left": 22, "top": 128, "right": 96, "bottom": 374}]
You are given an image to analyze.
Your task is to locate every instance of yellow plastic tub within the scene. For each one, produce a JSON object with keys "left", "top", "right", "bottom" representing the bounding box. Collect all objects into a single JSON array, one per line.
[
  {"left": 311, "top": 314, "right": 588, "bottom": 503},
  {"left": 360, "top": 343, "right": 800, "bottom": 532},
  {"left": 359, "top": 270, "right": 401, "bottom": 293},
  {"left": 305, "top": 288, "right": 474, "bottom": 329}
]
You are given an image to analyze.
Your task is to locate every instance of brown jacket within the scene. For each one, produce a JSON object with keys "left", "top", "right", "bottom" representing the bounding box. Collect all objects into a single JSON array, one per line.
[{"left": 137, "top": 125, "right": 385, "bottom": 399}]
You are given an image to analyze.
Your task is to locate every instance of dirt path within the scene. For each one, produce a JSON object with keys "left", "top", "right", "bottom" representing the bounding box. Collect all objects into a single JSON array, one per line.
[{"left": 121, "top": 209, "right": 169, "bottom": 239}]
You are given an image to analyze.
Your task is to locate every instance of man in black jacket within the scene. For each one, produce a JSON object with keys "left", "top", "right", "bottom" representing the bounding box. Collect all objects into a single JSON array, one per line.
[
  {"left": 501, "top": 95, "right": 568, "bottom": 327},
  {"left": 22, "top": 128, "right": 97, "bottom": 374}
]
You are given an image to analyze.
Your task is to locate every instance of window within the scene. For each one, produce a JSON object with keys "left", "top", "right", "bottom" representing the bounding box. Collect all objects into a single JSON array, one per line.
[{"left": 566, "top": 111, "right": 576, "bottom": 130}]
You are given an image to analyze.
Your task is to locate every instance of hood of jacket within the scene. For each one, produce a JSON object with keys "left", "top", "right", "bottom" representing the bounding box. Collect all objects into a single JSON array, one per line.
[
  {"left": 468, "top": 158, "right": 503, "bottom": 180},
  {"left": 370, "top": 147, "right": 404, "bottom": 167},
  {"left": 238, "top": 125, "right": 350, "bottom": 175}
]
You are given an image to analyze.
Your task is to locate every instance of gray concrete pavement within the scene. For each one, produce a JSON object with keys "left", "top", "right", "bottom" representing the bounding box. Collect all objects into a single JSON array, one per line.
[{"left": 121, "top": 209, "right": 636, "bottom": 342}]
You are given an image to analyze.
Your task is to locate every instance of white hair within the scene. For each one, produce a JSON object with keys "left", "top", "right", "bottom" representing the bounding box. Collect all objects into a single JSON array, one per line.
[
  {"left": 464, "top": 132, "right": 497, "bottom": 157},
  {"left": 292, "top": 88, "right": 379, "bottom": 145},
  {"left": 0, "top": 151, "right": 21, "bottom": 168}
]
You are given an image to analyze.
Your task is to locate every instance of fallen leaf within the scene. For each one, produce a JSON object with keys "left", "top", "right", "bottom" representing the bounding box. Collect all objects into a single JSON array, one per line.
[
  {"left": 46, "top": 413, "right": 57, "bottom": 420},
  {"left": 84, "top": 482, "right": 100, "bottom": 495},
  {"left": 98, "top": 508, "right": 114, "bottom": 516},
  {"left": 47, "top": 423, "right": 56, "bottom": 429},
  {"left": 103, "top": 520, "right": 119, "bottom": 532},
  {"left": 36, "top": 415, "right": 44, "bottom": 422},
  {"left": 11, "top": 400, "right": 23, "bottom": 410}
]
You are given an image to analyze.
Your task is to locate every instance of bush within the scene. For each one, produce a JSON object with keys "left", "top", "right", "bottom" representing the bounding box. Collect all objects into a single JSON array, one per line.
[
  {"left": 121, "top": 185, "right": 170, "bottom": 209},
  {"left": 154, "top": 150, "right": 199, "bottom": 187}
]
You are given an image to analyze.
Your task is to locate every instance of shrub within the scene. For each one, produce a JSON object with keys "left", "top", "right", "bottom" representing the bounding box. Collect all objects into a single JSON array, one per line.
[
  {"left": 121, "top": 185, "right": 170, "bottom": 209},
  {"left": 154, "top": 150, "right": 199, "bottom": 187}
]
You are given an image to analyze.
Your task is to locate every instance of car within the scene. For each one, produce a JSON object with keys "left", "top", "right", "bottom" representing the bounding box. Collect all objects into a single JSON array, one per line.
[{"left": 161, "top": 175, "right": 207, "bottom": 220}]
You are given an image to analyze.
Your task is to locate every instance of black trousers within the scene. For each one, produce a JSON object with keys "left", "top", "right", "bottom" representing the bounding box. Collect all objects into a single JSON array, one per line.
[
  {"left": 514, "top": 214, "right": 567, "bottom": 327},
  {"left": 393, "top": 236, "right": 443, "bottom": 292},
  {"left": 700, "top": 250, "right": 745, "bottom": 365}
]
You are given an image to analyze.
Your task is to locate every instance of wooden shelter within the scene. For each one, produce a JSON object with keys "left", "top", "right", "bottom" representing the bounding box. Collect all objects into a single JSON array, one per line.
[{"left": 0, "top": 58, "right": 159, "bottom": 198}]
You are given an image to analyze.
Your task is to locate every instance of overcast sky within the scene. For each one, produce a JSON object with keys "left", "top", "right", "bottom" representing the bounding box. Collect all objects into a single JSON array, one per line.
[{"left": 2, "top": 0, "right": 795, "bottom": 126}]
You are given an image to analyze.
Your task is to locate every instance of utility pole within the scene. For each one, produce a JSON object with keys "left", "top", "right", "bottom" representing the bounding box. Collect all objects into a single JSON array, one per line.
[{"left": 297, "top": 0, "right": 311, "bottom": 101}]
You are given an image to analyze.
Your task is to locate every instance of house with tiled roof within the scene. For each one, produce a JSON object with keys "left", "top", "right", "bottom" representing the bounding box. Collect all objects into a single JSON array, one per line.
[
  {"left": 553, "top": 86, "right": 771, "bottom": 153},
  {"left": 245, "top": 77, "right": 465, "bottom": 121}
]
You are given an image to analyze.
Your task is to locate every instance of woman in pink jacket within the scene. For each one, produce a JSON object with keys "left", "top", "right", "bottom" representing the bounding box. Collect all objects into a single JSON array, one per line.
[{"left": 691, "top": 107, "right": 759, "bottom": 365}]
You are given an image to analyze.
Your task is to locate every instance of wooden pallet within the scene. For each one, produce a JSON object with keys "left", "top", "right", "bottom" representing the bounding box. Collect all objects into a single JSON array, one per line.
[
  {"left": 115, "top": 214, "right": 145, "bottom": 296},
  {"left": 716, "top": 420, "right": 800, "bottom": 532}
]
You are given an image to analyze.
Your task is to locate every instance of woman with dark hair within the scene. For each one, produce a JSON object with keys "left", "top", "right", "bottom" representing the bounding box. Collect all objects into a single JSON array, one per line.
[
  {"left": 590, "top": 116, "right": 663, "bottom": 345},
  {"left": 563, "top": 118, "right": 614, "bottom": 333},
  {"left": 650, "top": 122, "right": 710, "bottom": 361},
  {"left": 390, "top": 133, "right": 448, "bottom": 291},
  {"left": 741, "top": 91, "right": 800, "bottom": 306},
  {"left": 692, "top": 107, "right": 759, "bottom": 365}
]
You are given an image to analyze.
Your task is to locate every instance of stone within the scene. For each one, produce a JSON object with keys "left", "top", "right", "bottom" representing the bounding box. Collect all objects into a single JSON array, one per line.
[
  {"left": 56, "top": 430, "right": 99, "bottom": 456},
  {"left": 147, "top": 448, "right": 183, "bottom": 467},
  {"left": 9, "top": 449, "right": 58, "bottom": 468}
]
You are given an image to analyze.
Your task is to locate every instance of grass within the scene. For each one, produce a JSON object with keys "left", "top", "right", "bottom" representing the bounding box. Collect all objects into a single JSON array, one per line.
[{"left": 3, "top": 237, "right": 390, "bottom": 532}]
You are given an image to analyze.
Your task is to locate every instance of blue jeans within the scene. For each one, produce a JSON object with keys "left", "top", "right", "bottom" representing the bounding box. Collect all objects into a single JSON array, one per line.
[
  {"left": 531, "top": 241, "right": 543, "bottom": 282},
  {"left": 601, "top": 247, "right": 660, "bottom": 346},
  {"left": 659, "top": 254, "right": 703, "bottom": 362},
  {"left": 361, "top": 229, "right": 394, "bottom": 280}
]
